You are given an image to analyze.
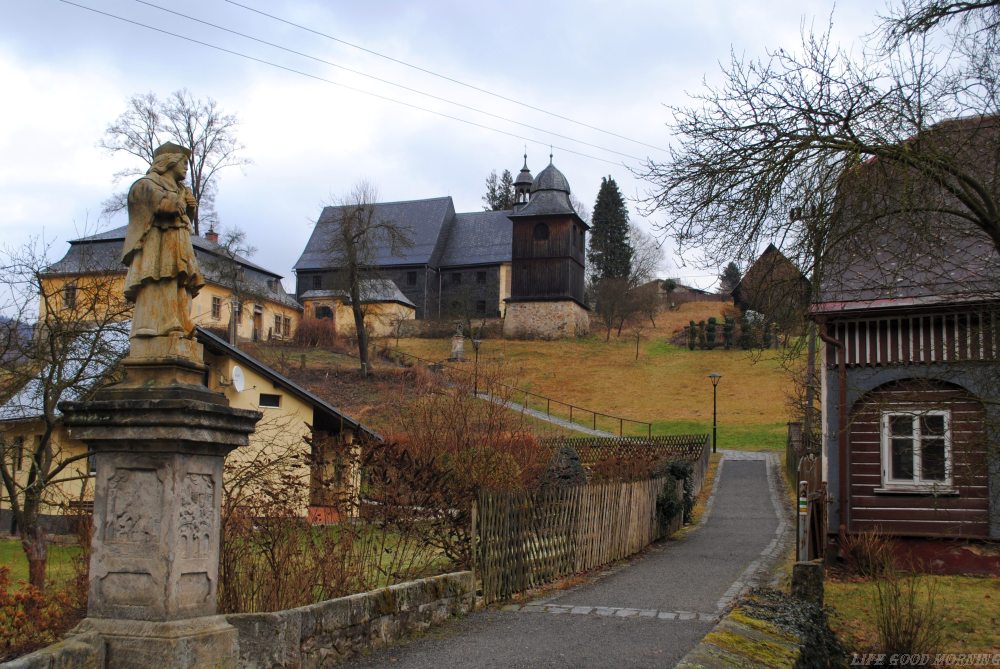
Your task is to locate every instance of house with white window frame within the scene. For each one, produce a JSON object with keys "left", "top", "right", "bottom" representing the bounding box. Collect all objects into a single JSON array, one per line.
[{"left": 812, "top": 116, "right": 1000, "bottom": 572}]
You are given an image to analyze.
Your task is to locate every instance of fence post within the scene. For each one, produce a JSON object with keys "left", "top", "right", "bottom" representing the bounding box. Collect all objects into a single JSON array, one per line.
[
  {"left": 593, "top": 412, "right": 597, "bottom": 431},
  {"left": 547, "top": 399, "right": 550, "bottom": 417},
  {"left": 470, "top": 500, "right": 478, "bottom": 596},
  {"left": 619, "top": 418, "right": 623, "bottom": 436},
  {"left": 797, "top": 481, "right": 808, "bottom": 561}
]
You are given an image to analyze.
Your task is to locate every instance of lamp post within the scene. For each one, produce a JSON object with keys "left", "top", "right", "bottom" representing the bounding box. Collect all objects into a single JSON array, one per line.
[
  {"left": 708, "top": 373, "right": 722, "bottom": 453},
  {"left": 472, "top": 338, "right": 481, "bottom": 395}
]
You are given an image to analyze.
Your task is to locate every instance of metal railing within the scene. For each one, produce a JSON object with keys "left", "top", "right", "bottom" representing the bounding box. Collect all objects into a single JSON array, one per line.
[{"left": 386, "top": 348, "right": 654, "bottom": 438}]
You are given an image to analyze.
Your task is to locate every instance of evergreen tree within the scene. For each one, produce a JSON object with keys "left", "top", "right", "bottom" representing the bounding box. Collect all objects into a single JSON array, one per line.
[
  {"left": 482, "top": 169, "right": 516, "bottom": 211},
  {"left": 588, "top": 176, "right": 633, "bottom": 281},
  {"left": 719, "top": 261, "right": 742, "bottom": 294}
]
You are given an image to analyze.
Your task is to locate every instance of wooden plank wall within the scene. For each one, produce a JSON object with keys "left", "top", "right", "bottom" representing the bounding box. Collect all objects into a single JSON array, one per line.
[{"left": 848, "top": 380, "right": 990, "bottom": 537}]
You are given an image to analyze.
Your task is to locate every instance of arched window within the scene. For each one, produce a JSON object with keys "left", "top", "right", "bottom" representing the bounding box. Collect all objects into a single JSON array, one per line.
[
  {"left": 315, "top": 305, "right": 334, "bottom": 320},
  {"left": 533, "top": 223, "right": 549, "bottom": 241}
]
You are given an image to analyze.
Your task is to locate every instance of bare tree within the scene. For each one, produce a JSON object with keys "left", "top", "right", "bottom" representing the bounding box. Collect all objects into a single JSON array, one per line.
[
  {"left": 591, "top": 225, "right": 664, "bottom": 337},
  {"left": 100, "top": 90, "right": 250, "bottom": 235},
  {"left": 0, "top": 238, "right": 130, "bottom": 589},
  {"left": 198, "top": 227, "right": 259, "bottom": 346},
  {"left": 324, "top": 181, "right": 413, "bottom": 374},
  {"left": 637, "top": 9, "right": 1000, "bottom": 268}
]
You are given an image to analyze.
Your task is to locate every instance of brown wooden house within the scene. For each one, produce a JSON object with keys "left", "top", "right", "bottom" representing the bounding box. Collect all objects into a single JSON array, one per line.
[
  {"left": 812, "top": 116, "right": 1000, "bottom": 571},
  {"left": 732, "top": 243, "right": 811, "bottom": 333}
]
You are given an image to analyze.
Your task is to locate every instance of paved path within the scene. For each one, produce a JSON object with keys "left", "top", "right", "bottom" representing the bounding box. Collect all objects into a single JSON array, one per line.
[
  {"left": 474, "top": 391, "right": 616, "bottom": 437},
  {"left": 342, "top": 451, "right": 790, "bottom": 669}
]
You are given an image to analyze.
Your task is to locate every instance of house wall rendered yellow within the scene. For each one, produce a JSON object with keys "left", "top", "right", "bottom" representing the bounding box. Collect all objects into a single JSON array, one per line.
[
  {"left": 39, "top": 274, "right": 301, "bottom": 343},
  {"left": 499, "top": 262, "right": 512, "bottom": 315},
  {"left": 302, "top": 296, "right": 415, "bottom": 338},
  {"left": 0, "top": 421, "right": 94, "bottom": 519},
  {"left": 1, "top": 349, "right": 354, "bottom": 524},
  {"left": 193, "top": 283, "right": 301, "bottom": 342}
]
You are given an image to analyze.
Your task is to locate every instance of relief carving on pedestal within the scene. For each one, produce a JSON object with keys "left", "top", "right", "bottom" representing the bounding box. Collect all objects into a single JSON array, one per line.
[
  {"left": 178, "top": 473, "right": 214, "bottom": 560},
  {"left": 106, "top": 468, "right": 162, "bottom": 545}
]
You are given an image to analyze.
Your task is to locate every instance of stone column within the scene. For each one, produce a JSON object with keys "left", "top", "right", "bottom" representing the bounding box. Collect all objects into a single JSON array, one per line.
[{"left": 60, "top": 354, "right": 260, "bottom": 669}]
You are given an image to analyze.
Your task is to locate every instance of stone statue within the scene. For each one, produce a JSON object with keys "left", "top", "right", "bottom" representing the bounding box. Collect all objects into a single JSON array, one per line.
[{"left": 122, "top": 142, "right": 205, "bottom": 340}]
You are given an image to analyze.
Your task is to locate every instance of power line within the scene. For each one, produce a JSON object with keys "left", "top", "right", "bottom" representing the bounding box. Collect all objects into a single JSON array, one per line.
[
  {"left": 225, "top": 0, "right": 669, "bottom": 154},
  {"left": 133, "top": 0, "right": 644, "bottom": 162},
  {"left": 55, "top": 0, "right": 631, "bottom": 168}
]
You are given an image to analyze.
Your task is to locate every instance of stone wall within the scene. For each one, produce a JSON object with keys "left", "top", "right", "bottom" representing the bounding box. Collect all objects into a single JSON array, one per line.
[
  {"left": 502, "top": 300, "right": 589, "bottom": 339},
  {"left": 226, "top": 571, "right": 474, "bottom": 668},
  {"left": 2, "top": 572, "right": 474, "bottom": 669}
]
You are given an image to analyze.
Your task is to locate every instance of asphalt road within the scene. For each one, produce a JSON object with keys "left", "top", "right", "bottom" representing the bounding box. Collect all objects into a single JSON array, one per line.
[{"left": 341, "top": 451, "right": 786, "bottom": 669}]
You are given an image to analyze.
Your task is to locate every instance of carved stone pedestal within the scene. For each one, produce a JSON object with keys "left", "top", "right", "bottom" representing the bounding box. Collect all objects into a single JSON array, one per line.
[
  {"left": 74, "top": 616, "right": 236, "bottom": 669},
  {"left": 61, "top": 380, "right": 260, "bottom": 669}
]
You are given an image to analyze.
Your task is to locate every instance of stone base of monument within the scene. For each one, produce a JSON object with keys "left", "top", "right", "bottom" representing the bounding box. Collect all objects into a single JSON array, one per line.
[
  {"left": 60, "top": 360, "right": 261, "bottom": 669},
  {"left": 74, "top": 616, "right": 237, "bottom": 669}
]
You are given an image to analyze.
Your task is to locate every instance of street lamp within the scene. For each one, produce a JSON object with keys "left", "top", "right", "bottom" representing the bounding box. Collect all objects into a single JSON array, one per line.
[
  {"left": 472, "top": 339, "right": 482, "bottom": 396},
  {"left": 708, "top": 373, "right": 722, "bottom": 453}
]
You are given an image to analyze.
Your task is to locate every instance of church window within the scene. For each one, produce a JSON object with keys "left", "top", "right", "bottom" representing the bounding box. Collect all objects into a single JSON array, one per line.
[{"left": 533, "top": 223, "right": 549, "bottom": 241}]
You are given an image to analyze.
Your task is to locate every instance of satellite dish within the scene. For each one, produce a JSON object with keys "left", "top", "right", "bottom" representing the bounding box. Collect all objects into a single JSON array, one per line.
[{"left": 231, "top": 365, "right": 245, "bottom": 393}]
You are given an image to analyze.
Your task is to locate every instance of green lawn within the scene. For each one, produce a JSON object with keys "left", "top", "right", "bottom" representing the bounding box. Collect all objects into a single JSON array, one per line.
[
  {"left": 0, "top": 538, "right": 81, "bottom": 587},
  {"left": 826, "top": 574, "right": 1000, "bottom": 653}
]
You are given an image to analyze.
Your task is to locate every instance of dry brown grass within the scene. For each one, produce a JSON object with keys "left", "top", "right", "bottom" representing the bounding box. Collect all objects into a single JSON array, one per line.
[{"left": 393, "top": 301, "right": 792, "bottom": 449}]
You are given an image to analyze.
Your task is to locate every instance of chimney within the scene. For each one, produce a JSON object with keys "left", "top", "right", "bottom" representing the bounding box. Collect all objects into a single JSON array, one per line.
[{"left": 205, "top": 227, "right": 219, "bottom": 243}]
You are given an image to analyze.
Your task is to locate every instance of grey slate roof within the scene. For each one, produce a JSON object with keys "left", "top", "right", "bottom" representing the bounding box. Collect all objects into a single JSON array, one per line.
[
  {"left": 813, "top": 224, "right": 1000, "bottom": 313},
  {"left": 44, "top": 226, "right": 302, "bottom": 310},
  {"left": 295, "top": 197, "right": 456, "bottom": 271},
  {"left": 813, "top": 115, "right": 1000, "bottom": 314},
  {"left": 509, "top": 162, "right": 583, "bottom": 222},
  {"left": 301, "top": 279, "right": 415, "bottom": 307},
  {"left": 0, "top": 323, "right": 129, "bottom": 422},
  {"left": 440, "top": 210, "right": 512, "bottom": 266}
]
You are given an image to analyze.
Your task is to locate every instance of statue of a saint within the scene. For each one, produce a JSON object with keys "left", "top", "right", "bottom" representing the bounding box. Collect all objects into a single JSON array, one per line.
[{"left": 122, "top": 142, "right": 205, "bottom": 339}]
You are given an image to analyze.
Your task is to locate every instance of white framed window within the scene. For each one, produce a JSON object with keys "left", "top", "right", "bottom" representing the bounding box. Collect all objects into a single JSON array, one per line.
[
  {"left": 879, "top": 410, "right": 953, "bottom": 492},
  {"left": 259, "top": 393, "right": 281, "bottom": 408}
]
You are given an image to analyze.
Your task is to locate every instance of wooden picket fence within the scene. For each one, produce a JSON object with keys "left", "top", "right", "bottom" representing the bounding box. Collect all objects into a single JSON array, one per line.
[{"left": 475, "top": 476, "right": 680, "bottom": 604}]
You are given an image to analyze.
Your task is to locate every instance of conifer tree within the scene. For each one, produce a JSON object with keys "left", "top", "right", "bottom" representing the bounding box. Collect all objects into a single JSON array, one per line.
[
  {"left": 588, "top": 176, "right": 633, "bottom": 281},
  {"left": 482, "top": 169, "right": 516, "bottom": 211}
]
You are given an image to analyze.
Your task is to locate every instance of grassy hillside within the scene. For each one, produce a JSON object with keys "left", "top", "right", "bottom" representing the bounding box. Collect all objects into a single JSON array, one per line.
[{"left": 389, "top": 302, "right": 795, "bottom": 451}]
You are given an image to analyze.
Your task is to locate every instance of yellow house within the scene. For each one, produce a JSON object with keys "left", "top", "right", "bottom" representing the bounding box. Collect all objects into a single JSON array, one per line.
[
  {"left": 0, "top": 326, "right": 377, "bottom": 534},
  {"left": 300, "top": 279, "right": 416, "bottom": 337},
  {"left": 40, "top": 226, "right": 303, "bottom": 343}
]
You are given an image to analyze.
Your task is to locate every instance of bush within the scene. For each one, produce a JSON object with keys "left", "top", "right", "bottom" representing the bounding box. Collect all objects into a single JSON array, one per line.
[
  {"left": 840, "top": 530, "right": 895, "bottom": 579},
  {"left": 874, "top": 565, "right": 943, "bottom": 655},
  {"left": 665, "top": 459, "right": 695, "bottom": 523},
  {"left": 0, "top": 565, "right": 87, "bottom": 662},
  {"left": 294, "top": 317, "right": 338, "bottom": 348},
  {"left": 706, "top": 316, "right": 717, "bottom": 349},
  {"left": 656, "top": 477, "right": 683, "bottom": 531}
]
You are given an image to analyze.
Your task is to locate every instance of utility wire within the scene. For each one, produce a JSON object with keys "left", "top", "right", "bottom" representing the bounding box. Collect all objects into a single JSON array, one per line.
[
  {"left": 56, "top": 0, "right": 630, "bottom": 168},
  {"left": 133, "top": 0, "right": 643, "bottom": 162},
  {"left": 225, "top": 0, "right": 669, "bottom": 154}
]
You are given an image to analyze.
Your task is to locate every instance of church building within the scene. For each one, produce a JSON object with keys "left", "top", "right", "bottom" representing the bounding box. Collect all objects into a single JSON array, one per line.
[{"left": 293, "top": 156, "right": 589, "bottom": 338}]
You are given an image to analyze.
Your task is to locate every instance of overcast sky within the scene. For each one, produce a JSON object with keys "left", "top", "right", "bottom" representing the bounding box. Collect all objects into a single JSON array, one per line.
[{"left": 2, "top": 0, "right": 884, "bottom": 292}]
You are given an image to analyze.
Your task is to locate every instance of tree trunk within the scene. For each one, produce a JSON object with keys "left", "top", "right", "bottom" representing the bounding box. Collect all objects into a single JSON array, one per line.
[
  {"left": 20, "top": 519, "right": 48, "bottom": 590},
  {"left": 351, "top": 301, "right": 369, "bottom": 375}
]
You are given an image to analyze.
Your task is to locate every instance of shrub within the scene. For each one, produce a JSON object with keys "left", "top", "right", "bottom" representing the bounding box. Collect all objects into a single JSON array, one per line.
[
  {"left": 840, "top": 529, "right": 894, "bottom": 579},
  {"left": 294, "top": 317, "right": 338, "bottom": 348},
  {"left": 874, "top": 564, "right": 943, "bottom": 655},
  {"left": 665, "top": 459, "right": 695, "bottom": 523},
  {"left": 687, "top": 320, "right": 697, "bottom": 350},
  {"left": 706, "top": 317, "right": 717, "bottom": 349},
  {"left": 723, "top": 316, "right": 734, "bottom": 349},
  {"left": 0, "top": 565, "right": 87, "bottom": 662}
]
